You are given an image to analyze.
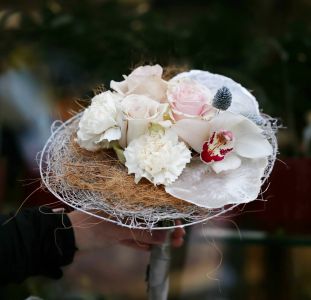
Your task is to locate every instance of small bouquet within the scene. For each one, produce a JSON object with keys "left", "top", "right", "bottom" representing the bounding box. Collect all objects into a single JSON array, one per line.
[
  {"left": 40, "top": 65, "right": 277, "bottom": 300},
  {"left": 41, "top": 65, "right": 277, "bottom": 227}
]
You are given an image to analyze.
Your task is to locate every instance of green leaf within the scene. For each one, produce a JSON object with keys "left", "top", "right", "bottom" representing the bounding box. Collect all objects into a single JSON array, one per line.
[{"left": 111, "top": 142, "right": 126, "bottom": 165}]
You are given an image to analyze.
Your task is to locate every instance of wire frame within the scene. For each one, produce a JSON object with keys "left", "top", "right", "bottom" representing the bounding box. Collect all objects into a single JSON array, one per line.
[{"left": 39, "top": 114, "right": 243, "bottom": 230}]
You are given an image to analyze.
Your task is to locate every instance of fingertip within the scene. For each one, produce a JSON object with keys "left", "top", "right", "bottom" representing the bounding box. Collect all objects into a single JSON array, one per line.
[
  {"left": 172, "top": 227, "right": 186, "bottom": 239},
  {"left": 172, "top": 238, "right": 184, "bottom": 248}
]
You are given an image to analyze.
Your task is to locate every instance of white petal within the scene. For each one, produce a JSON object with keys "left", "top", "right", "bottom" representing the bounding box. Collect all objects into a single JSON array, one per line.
[
  {"left": 110, "top": 80, "right": 128, "bottom": 95},
  {"left": 165, "top": 157, "right": 268, "bottom": 208},
  {"left": 235, "top": 134, "right": 273, "bottom": 158},
  {"left": 207, "top": 111, "right": 262, "bottom": 139},
  {"left": 131, "top": 64, "right": 163, "bottom": 77},
  {"left": 118, "top": 119, "right": 128, "bottom": 149},
  {"left": 173, "top": 70, "right": 260, "bottom": 116},
  {"left": 158, "top": 120, "right": 172, "bottom": 128},
  {"left": 231, "top": 116, "right": 263, "bottom": 137},
  {"left": 129, "top": 78, "right": 167, "bottom": 101},
  {"left": 211, "top": 153, "right": 241, "bottom": 173},
  {"left": 205, "top": 112, "right": 272, "bottom": 158},
  {"left": 100, "top": 127, "right": 121, "bottom": 142},
  {"left": 76, "top": 136, "right": 101, "bottom": 152},
  {"left": 127, "top": 119, "right": 149, "bottom": 145},
  {"left": 124, "top": 129, "right": 191, "bottom": 186},
  {"left": 172, "top": 119, "right": 210, "bottom": 152},
  {"left": 76, "top": 129, "right": 93, "bottom": 141}
]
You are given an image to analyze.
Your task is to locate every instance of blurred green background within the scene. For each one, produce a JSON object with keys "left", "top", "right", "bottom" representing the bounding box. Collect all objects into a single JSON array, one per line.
[
  {"left": 1, "top": 0, "right": 311, "bottom": 299},
  {"left": 1, "top": 0, "right": 311, "bottom": 154}
]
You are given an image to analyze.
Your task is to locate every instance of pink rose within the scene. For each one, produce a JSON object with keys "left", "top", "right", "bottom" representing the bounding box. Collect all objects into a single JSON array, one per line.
[{"left": 167, "top": 78, "right": 215, "bottom": 120}]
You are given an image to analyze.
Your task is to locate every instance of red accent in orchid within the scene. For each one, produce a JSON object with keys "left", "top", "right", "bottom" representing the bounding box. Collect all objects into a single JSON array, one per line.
[
  {"left": 200, "top": 130, "right": 234, "bottom": 164},
  {"left": 200, "top": 144, "right": 223, "bottom": 163},
  {"left": 209, "top": 132, "right": 215, "bottom": 144},
  {"left": 220, "top": 147, "right": 233, "bottom": 156}
]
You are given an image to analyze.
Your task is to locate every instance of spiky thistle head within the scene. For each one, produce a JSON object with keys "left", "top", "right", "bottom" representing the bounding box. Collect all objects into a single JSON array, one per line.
[{"left": 212, "top": 86, "right": 232, "bottom": 111}]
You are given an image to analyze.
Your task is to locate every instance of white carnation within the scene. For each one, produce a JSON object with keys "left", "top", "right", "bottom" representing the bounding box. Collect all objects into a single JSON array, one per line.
[
  {"left": 124, "top": 129, "right": 191, "bottom": 186},
  {"left": 77, "top": 91, "right": 123, "bottom": 151}
]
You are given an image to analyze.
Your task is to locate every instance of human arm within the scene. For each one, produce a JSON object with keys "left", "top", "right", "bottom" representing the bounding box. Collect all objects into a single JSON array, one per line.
[
  {"left": 0, "top": 207, "right": 185, "bottom": 285},
  {"left": 0, "top": 206, "right": 76, "bottom": 285}
]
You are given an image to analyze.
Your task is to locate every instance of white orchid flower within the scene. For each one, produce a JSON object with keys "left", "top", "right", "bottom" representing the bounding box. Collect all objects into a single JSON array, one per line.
[
  {"left": 171, "top": 111, "right": 272, "bottom": 173},
  {"left": 166, "top": 111, "right": 273, "bottom": 208}
]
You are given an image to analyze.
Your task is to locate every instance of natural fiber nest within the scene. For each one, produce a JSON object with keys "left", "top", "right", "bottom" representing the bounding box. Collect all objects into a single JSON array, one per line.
[
  {"left": 64, "top": 137, "right": 193, "bottom": 211},
  {"left": 40, "top": 114, "right": 238, "bottom": 229}
]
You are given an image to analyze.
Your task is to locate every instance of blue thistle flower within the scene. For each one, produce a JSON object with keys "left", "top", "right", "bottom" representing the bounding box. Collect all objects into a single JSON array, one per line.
[{"left": 212, "top": 86, "right": 232, "bottom": 110}]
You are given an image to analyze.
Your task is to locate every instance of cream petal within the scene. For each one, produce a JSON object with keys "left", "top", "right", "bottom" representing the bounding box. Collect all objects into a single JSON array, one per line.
[
  {"left": 121, "top": 94, "right": 160, "bottom": 118},
  {"left": 111, "top": 65, "right": 167, "bottom": 101},
  {"left": 211, "top": 153, "right": 241, "bottom": 173},
  {"left": 127, "top": 119, "right": 149, "bottom": 145},
  {"left": 129, "top": 78, "right": 167, "bottom": 101},
  {"left": 76, "top": 129, "right": 93, "bottom": 141},
  {"left": 235, "top": 134, "right": 273, "bottom": 158},
  {"left": 100, "top": 127, "right": 121, "bottom": 142},
  {"left": 131, "top": 64, "right": 163, "bottom": 77},
  {"left": 171, "top": 119, "right": 210, "bottom": 152},
  {"left": 118, "top": 119, "right": 128, "bottom": 149},
  {"left": 231, "top": 117, "right": 263, "bottom": 137},
  {"left": 158, "top": 120, "right": 172, "bottom": 128},
  {"left": 208, "top": 111, "right": 247, "bottom": 132},
  {"left": 110, "top": 79, "right": 128, "bottom": 95},
  {"left": 77, "top": 136, "right": 101, "bottom": 152},
  {"left": 94, "top": 117, "right": 117, "bottom": 134},
  {"left": 165, "top": 157, "right": 268, "bottom": 208},
  {"left": 206, "top": 112, "right": 272, "bottom": 158}
]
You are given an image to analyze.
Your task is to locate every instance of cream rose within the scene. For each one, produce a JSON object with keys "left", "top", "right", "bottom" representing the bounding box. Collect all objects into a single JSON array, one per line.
[
  {"left": 120, "top": 94, "right": 170, "bottom": 147},
  {"left": 77, "top": 91, "right": 123, "bottom": 151},
  {"left": 167, "top": 78, "right": 216, "bottom": 120},
  {"left": 110, "top": 65, "right": 167, "bottom": 102}
]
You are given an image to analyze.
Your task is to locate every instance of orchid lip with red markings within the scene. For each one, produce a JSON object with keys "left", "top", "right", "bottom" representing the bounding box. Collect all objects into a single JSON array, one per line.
[{"left": 200, "top": 130, "right": 234, "bottom": 164}]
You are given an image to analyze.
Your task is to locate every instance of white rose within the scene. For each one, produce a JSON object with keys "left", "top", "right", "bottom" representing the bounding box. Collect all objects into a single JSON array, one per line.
[
  {"left": 77, "top": 91, "right": 123, "bottom": 151},
  {"left": 120, "top": 94, "right": 170, "bottom": 147},
  {"left": 110, "top": 65, "right": 167, "bottom": 102},
  {"left": 124, "top": 129, "right": 191, "bottom": 186}
]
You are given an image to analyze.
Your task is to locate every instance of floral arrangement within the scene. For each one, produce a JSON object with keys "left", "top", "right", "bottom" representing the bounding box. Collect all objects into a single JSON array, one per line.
[
  {"left": 75, "top": 65, "right": 277, "bottom": 209},
  {"left": 39, "top": 64, "right": 277, "bottom": 300}
]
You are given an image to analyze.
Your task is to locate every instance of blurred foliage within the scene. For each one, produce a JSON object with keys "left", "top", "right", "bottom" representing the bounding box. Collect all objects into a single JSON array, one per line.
[{"left": 0, "top": 0, "right": 311, "bottom": 149}]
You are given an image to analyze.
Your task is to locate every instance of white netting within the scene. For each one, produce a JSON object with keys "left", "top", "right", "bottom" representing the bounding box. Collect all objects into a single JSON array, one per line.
[
  {"left": 39, "top": 112, "right": 277, "bottom": 230},
  {"left": 258, "top": 113, "right": 279, "bottom": 183}
]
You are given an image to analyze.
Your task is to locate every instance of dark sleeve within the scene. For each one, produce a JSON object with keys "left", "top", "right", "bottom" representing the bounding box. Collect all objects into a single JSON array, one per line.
[{"left": 0, "top": 206, "right": 77, "bottom": 285}]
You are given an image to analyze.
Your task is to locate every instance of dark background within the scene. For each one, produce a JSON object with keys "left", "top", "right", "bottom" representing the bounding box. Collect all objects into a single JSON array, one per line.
[{"left": 0, "top": 1, "right": 311, "bottom": 299}]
